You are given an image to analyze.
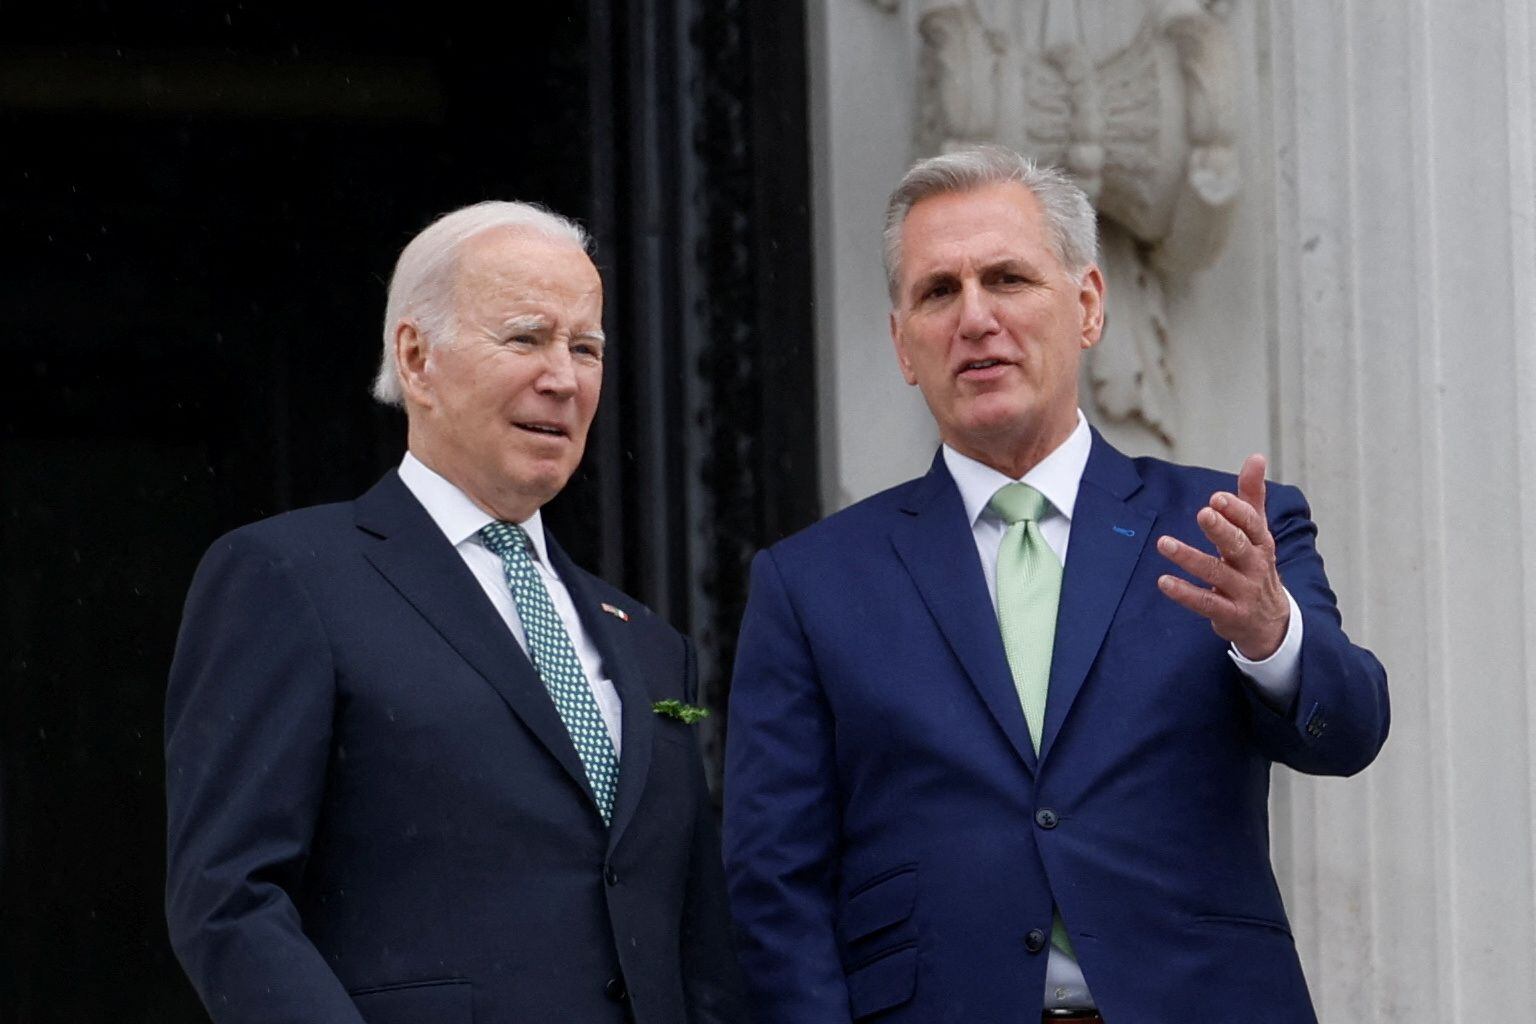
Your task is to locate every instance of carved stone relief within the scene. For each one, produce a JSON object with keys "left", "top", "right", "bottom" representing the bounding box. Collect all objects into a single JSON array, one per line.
[{"left": 913, "top": 0, "right": 1240, "bottom": 450}]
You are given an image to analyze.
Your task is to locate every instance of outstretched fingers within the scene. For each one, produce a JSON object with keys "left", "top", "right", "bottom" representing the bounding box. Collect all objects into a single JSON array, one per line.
[
  {"left": 1157, "top": 548, "right": 1242, "bottom": 621},
  {"left": 1157, "top": 534, "right": 1245, "bottom": 593},
  {"left": 1155, "top": 453, "right": 1289, "bottom": 660},
  {"left": 1238, "top": 453, "right": 1268, "bottom": 519}
]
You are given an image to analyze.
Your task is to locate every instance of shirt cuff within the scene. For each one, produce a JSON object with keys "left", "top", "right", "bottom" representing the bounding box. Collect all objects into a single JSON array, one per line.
[{"left": 1228, "top": 589, "right": 1303, "bottom": 712}]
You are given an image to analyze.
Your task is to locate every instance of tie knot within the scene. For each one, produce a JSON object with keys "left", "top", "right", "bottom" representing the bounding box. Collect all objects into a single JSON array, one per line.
[
  {"left": 479, "top": 521, "right": 531, "bottom": 560},
  {"left": 988, "top": 482, "right": 1051, "bottom": 526}
]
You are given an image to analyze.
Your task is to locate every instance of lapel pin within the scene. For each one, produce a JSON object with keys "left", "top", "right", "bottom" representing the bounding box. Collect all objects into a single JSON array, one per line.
[
  {"left": 652, "top": 699, "right": 710, "bottom": 724},
  {"left": 600, "top": 602, "right": 630, "bottom": 622},
  {"left": 1113, "top": 525, "right": 1137, "bottom": 537}
]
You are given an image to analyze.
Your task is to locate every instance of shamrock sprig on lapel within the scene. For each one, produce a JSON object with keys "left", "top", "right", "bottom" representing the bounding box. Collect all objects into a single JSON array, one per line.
[{"left": 652, "top": 700, "right": 711, "bottom": 725}]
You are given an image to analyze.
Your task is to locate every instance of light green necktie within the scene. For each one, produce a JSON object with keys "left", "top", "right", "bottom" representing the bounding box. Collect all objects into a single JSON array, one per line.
[
  {"left": 989, "top": 483, "right": 1062, "bottom": 755},
  {"left": 989, "top": 483, "right": 1075, "bottom": 958}
]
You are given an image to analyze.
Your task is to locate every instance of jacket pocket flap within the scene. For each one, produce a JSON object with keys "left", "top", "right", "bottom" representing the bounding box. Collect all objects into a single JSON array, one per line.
[
  {"left": 846, "top": 944, "right": 917, "bottom": 1019},
  {"left": 841, "top": 866, "right": 917, "bottom": 943},
  {"left": 1192, "top": 912, "right": 1294, "bottom": 938},
  {"left": 351, "top": 978, "right": 472, "bottom": 1024}
]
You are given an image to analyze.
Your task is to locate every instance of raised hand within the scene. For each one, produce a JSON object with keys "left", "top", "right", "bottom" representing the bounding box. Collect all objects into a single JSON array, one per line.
[{"left": 1155, "top": 454, "right": 1290, "bottom": 660}]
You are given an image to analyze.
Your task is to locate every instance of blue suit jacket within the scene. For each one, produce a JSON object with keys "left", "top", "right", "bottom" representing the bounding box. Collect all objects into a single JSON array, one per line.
[
  {"left": 165, "top": 471, "right": 743, "bottom": 1024},
  {"left": 724, "top": 434, "right": 1389, "bottom": 1024}
]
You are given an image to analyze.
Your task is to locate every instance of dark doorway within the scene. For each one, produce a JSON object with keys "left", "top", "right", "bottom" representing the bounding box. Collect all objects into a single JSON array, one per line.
[{"left": 0, "top": 3, "right": 815, "bottom": 1020}]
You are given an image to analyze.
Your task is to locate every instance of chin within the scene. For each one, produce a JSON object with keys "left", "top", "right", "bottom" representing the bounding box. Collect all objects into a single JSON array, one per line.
[
  {"left": 957, "top": 403, "right": 1035, "bottom": 438},
  {"left": 507, "top": 462, "right": 576, "bottom": 503}
]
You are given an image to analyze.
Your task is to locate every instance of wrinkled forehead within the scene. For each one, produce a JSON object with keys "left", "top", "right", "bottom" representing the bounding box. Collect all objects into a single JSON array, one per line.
[
  {"left": 451, "top": 227, "right": 602, "bottom": 312},
  {"left": 900, "top": 184, "right": 1057, "bottom": 275}
]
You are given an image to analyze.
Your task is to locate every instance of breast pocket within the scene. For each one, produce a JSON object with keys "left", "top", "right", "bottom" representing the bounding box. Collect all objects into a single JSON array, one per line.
[
  {"left": 839, "top": 865, "right": 918, "bottom": 1019},
  {"left": 351, "top": 978, "right": 472, "bottom": 1024}
]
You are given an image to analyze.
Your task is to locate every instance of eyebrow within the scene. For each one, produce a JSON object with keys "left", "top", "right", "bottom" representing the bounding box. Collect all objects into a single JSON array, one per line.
[
  {"left": 499, "top": 315, "right": 605, "bottom": 344},
  {"left": 907, "top": 270, "right": 953, "bottom": 301},
  {"left": 908, "top": 257, "right": 1039, "bottom": 300},
  {"left": 504, "top": 314, "right": 549, "bottom": 334}
]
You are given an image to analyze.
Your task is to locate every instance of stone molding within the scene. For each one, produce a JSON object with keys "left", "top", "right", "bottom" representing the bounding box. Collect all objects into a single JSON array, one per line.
[{"left": 914, "top": 0, "right": 1241, "bottom": 449}]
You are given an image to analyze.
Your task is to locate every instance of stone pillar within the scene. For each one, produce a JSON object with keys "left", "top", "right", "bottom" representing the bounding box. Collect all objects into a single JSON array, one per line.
[
  {"left": 1264, "top": 1, "right": 1536, "bottom": 1017},
  {"left": 808, "top": 0, "right": 936, "bottom": 511}
]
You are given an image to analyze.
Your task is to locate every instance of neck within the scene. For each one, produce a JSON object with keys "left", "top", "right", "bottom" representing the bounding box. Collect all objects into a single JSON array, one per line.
[
  {"left": 948, "top": 417, "right": 1076, "bottom": 481},
  {"left": 406, "top": 437, "right": 541, "bottom": 525}
]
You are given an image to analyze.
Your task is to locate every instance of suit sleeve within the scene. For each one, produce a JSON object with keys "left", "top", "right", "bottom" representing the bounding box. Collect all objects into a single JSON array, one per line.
[
  {"left": 676, "top": 635, "right": 750, "bottom": 1024},
  {"left": 724, "top": 549, "right": 851, "bottom": 1023},
  {"left": 164, "top": 530, "right": 366, "bottom": 1024},
  {"left": 1241, "top": 483, "right": 1390, "bottom": 776}
]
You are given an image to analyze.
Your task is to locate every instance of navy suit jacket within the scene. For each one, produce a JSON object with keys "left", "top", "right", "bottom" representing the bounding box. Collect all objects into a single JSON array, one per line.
[
  {"left": 724, "top": 434, "right": 1389, "bottom": 1024},
  {"left": 165, "top": 471, "right": 743, "bottom": 1024}
]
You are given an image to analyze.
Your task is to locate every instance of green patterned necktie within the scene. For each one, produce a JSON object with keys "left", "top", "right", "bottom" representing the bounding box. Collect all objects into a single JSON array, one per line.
[
  {"left": 480, "top": 522, "right": 619, "bottom": 825},
  {"left": 989, "top": 483, "right": 1074, "bottom": 956},
  {"left": 989, "top": 482, "right": 1063, "bottom": 755}
]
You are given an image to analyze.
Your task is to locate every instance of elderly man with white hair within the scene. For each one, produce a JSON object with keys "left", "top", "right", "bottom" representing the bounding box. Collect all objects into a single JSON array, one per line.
[{"left": 165, "top": 201, "right": 744, "bottom": 1024}]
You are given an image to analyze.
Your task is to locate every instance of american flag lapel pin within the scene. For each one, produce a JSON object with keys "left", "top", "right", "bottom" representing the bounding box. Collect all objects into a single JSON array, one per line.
[{"left": 600, "top": 602, "right": 630, "bottom": 622}]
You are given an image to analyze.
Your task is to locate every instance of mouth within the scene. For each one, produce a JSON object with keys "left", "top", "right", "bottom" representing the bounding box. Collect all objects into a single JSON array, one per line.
[
  {"left": 514, "top": 421, "right": 570, "bottom": 439},
  {"left": 957, "top": 358, "right": 1011, "bottom": 379}
]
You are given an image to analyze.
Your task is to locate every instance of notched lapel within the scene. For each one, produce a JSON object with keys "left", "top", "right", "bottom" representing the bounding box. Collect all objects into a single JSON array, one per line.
[
  {"left": 353, "top": 474, "right": 597, "bottom": 807},
  {"left": 891, "top": 457, "right": 1038, "bottom": 772},
  {"left": 1039, "top": 439, "right": 1154, "bottom": 761},
  {"left": 547, "top": 538, "right": 654, "bottom": 850}
]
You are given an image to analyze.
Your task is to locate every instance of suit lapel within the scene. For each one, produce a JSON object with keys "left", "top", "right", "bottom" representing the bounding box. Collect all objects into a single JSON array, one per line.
[
  {"left": 353, "top": 472, "right": 596, "bottom": 806},
  {"left": 546, "top": 536, "right": 655, "bottom": 850},
  {"left": 891, "top": 454, "right": 1039, "bottom": 773},
  {"left": 1038, "top": 433, "right": 1154, "bottom": 762}
]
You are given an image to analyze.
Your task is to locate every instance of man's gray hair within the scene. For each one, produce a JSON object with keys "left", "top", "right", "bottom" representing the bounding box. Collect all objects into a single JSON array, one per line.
[
  {"left": 882, "top": 145, "right": 1100, "bottom": 304},
  {"left": 372, "top": 200, "right": 591, "bottom": 406}
]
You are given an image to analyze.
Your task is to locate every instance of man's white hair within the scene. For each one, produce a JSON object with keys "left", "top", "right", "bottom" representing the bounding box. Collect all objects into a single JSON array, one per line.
[
  {"left": 372, "top": 200, "right": 591, "bottom": 406},
  {"left": 882, "top": 145, "right": 1100, "bottom": 304}
]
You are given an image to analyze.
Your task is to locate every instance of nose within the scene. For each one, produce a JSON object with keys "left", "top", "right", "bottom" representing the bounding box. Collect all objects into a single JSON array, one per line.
[
  {"left": 536, "top": 342, "right": 578, "bottom": 398},
  {"left": 956, "top": 281, "right": 999, "bottom": 341}
]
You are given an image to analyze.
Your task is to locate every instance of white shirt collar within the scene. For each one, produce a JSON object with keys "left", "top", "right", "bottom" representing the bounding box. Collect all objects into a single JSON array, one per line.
[
  {"left": 942, "top": 410, "right": 1092, "bottom": 528},
  {"left": 398, "top": 451, "right": 551, "bottom": 565}
]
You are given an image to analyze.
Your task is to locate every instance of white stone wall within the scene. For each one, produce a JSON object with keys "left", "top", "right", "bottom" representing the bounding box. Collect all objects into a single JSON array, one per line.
[
  {"left": 1263, "top": 1, "right": 1536, "bottom": 1017},
  {"left": 809, "top": 0, "right": 935, "bottom": 510},
  {"left": 808, "top": 0, "right": 1536, "bottom": 1018}
]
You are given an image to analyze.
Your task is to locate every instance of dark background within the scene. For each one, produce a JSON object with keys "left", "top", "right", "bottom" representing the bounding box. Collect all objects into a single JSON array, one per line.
[{"left": 0, "top": 2, "right": 816, "bottom": 1019}]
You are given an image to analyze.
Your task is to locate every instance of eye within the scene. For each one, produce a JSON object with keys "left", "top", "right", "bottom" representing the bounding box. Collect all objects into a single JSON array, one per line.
[
  {"left": 508, "top": 333, "right": 538, "bottom": 347},
  {"left": 923, "top": 281, "right": 955, "bottom": 301},
  {"left": 571, "top": 340, "right": 604, "bottom": 362}
]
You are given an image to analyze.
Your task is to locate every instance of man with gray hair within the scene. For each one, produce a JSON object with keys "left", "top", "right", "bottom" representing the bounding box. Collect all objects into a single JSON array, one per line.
[
  {"left": 724, "top": 146, "right": 1388, "bottom": 1022},
  {"left": 166, "top": 201, "right": 743, "bottom": 1024}
]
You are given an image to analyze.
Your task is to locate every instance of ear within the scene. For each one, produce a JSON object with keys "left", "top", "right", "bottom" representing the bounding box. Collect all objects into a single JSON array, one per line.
[
  {"left": 890, "top": 309, "right": 919, "bottom": 386},
  {"left": 1078, "top": 264, "right": 1106, "bottom": 350},
  {"left": 394, "top": 321, "right": 435, "bottom": 408}
]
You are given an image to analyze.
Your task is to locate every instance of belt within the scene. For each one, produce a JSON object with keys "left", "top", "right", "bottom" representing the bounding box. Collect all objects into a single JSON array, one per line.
[{"left": 1042, "top": 1012, "right": 1103, "bottom": 1023}]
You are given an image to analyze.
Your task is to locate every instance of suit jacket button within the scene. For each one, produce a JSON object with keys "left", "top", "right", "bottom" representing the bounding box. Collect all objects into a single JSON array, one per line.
[
  {"left": 1025, "top": 928, "right": 1047, "bottom": 953},
  {"left": 604, "top": 976, "right": 628, "bottom": 1002},
  {"left": 605, "top": 865, "right": 619, "bottom": 886},
  {"left": 1035, "top": 808, "right": 1059, "bottom": 829}
]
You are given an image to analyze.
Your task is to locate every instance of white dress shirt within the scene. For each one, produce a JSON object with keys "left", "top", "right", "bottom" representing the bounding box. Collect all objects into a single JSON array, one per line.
[
  {"left": 397, "top": 452, "right": 622, "bottom": 754},
  {"left": 941, "top": 411, "right": 1303, "bottom": 1009}
]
